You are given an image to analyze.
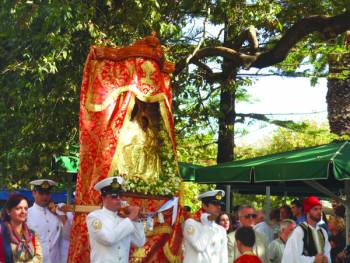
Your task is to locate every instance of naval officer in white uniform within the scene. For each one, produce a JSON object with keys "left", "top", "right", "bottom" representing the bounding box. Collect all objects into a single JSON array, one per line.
[
  {"left": 86, "top": 176, "right": 146, "bottom": 263},
  {"left": 183, "top": 190, "right": 228, "bottom": 263},
  {"left": 27, "top": 179, "right": 70, "bottom": 263}
]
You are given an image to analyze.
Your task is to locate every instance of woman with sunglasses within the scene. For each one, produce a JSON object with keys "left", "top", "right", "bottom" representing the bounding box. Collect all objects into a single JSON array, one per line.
[{"left": 2, "top": 193, "right": 42, "bottom": 262}]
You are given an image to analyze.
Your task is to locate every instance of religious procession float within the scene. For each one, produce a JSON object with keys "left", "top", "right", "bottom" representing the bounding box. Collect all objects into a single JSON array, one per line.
[{"left": 67, "top": 34, "right": 188, "bottom": 263}]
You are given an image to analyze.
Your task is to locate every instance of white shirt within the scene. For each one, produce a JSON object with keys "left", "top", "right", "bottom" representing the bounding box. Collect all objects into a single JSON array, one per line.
[
  {"left": 228, "top": 228, "right": 268, "bottom": 263},
  {"left": 60, "top": 211, "right": 74, "bottom": 263},
  {"left": 268, "top": 238, "right": 285, "bottom": 263},
  {"left": 281, "top": 223, "right": 331, "bottom": 263},
  {"left": 86, "top": 207, "right": 146, "bottom": 263},
  {"left": 183, "top": 213, "right": 228, "bottom": 263},
  {"left": 28, "top": 203, "right": 63, "bottom": 263},
  {"left": 254, "top": 221, "right": 274, "bottom": 243}
]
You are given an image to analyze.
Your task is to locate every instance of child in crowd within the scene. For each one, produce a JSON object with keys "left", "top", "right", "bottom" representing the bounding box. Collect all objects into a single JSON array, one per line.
[{"left": 234, "top": 226, "right": 262, "bottom": 263}]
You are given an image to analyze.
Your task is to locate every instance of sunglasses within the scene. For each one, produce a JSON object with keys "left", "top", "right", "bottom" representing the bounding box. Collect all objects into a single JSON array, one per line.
[
  {"left": 37, "top": 191, "right": 51, "bottom": 195},
  {"left": 242, "top": 213, "right": 257, "bottom": 219}
]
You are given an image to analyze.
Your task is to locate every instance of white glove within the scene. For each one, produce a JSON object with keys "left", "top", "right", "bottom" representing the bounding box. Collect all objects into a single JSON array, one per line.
[{"left": 56, "top": 203, "right": 66, "bottom": 216}]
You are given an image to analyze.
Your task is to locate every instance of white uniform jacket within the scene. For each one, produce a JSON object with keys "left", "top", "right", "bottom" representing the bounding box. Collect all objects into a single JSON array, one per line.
[
  {"left": 86, "top": 207, "right": 146, "bottom": 263},
  {"left": 27, "top": 203, "right": 63, "bottom": 263},
  {"left": 227, "top": 228, "right": 268, "bottom": 263},
  {"left": 60, "top": 211, "right": 74, "bottom": 263},
  {"left": 183, "top": 213, "right": 228, "bottom": 263},
  {"left": 281, "top": 223, "right": 331, "bottom": 263}
]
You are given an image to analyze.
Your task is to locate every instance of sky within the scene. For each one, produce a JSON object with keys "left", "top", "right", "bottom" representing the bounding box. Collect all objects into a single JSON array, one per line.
[{"left": 235, "top": 76, "right": 328, "bottom": 146}]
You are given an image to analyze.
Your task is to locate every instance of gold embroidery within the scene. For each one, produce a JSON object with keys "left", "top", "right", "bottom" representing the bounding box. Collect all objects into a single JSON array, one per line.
[
  {"left": 41, "top": 181, "right": 50, "bottom": 189},
  {"left": 85, "top": 84, "right": 168, "bottom": 112},
  {"left": 163, "top": 242, "right": 182, "bottom": 263},
  {"left": 159, "top": 101, "right": 179, "bottom": 171},
  {"left": 141, "top": 61, "right": 156, "bottom": 87},
  {"left": 107, "top": 95, "right": 136, "bottom": 177},
  {"left": 146, "top": 225, "right": 172, "bottom": 237},
  {"left": 131, "top": 247, "right": 146, "bottom": 258},
  {"left": 125, "top": 60, "right": 135, "bottom": 76},
  {"left": 215, "top": 192, "right": 223, "bottom": 200},
  {"left": 185, "top": 225, "right": 195, "bottom": 236},
  {"left": 92, "top": 219, "right": 102, "bottom": 230},
  {"left": 114, "top": 100, "right": 162, "bottom": 182}
]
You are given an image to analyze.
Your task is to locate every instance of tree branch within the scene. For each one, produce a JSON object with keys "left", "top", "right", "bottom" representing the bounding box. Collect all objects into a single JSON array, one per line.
[
  {"left": 175, "top": 46, "right": 255, "bottom": 74},
  {"left": 174, "top": 11, "right": 350, "bottom": 75},
  {"left": 232, "top": 25, "right": 259, "bottom": 52},
  {"left": 185, "top": 7, "right": 210, "bottom": 64},
  {"left": 251, "top": 11, "right": 350, "bottom": 68},
  {"left": 192, "top": 61, "right": 227, "bottom": 82}
]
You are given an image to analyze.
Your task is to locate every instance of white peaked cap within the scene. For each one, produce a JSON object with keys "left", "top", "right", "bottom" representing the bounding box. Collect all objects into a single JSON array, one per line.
[
  {"left": 94, "top": 176, "right": 124, "bottom": 192},
  {"left": 29, "top": 179, "right": 57, "bottom": 187},
  {"left": 198, "top": 190, "right": 225, "bottom": 201}
]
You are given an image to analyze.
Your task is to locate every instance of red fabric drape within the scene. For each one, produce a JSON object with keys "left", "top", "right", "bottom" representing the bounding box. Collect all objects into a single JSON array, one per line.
[{"left": 68, "top": 37, "right": 182, "bottom": 262}]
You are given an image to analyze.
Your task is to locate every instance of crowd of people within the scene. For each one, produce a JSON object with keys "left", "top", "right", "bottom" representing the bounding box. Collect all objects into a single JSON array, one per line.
[
  {"left": 205, "top": 195, "right": 350, "bottom": 263},
  {"left": 0, "top": 177, "right": 145, "bottom": 263},
  {"left": 0, "top": 176, "right": 349, "bottom": 263}
]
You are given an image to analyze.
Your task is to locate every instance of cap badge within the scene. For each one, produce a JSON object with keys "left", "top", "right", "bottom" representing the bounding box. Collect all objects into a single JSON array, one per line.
[
  {"left": 215, "top": 193, "right": 223, "bottom": 200},
  {"left": 111, "top": 179, "right": 120, "bottom": 190},
  {"left": 41, "top": 181, "right": 50, "bottom": 189}
]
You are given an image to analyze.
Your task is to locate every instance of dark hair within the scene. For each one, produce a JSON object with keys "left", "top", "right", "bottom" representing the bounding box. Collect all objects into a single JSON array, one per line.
[
  {"left": 235, "top": 226, "right": 255, "bottom": 247},
  {"left": 335, "top": 205, "right": 345, "bottom": 218},
  {"left": 2, "top": 193, "right": 29, "bottom": 222},
  {"left": 291, "top": 199, "right": 303, "bottom": 208},
  {"left": 269, "top": 208, "right": 280, "bottom": 221},
  {"left": 280, "top": 205, "right": 293, "bottom": 219},
  {"left": 215, "top": 212, "right": 233, "bottom": 233}
]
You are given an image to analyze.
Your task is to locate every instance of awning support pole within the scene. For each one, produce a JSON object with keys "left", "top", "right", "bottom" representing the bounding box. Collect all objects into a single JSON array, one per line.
[
  {"left": 266, "top": 186, "right": 271, "bottom": 223},
  {"left": 225, "top": 185, "right": 231, "bottom": 214},
  {"left": 345, "top": 181, "right": 350, "bottom": 246}
]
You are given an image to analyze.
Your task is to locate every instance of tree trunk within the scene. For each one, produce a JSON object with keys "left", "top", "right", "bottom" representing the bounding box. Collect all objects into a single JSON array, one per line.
[
  {"left": 217, "top": 77, "right": 236, "bottom": 163},
  {"left": 327, "top": 51, "right": 350, "bottom": 135},
  {"left": 216, "top": 12, "right": 240, "bottom": 164}
]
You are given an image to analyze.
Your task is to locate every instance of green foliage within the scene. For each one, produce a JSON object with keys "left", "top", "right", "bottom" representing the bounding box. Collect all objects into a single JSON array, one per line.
[
  {"left": 176, "top": 132, "right": 217, "bottom": 211},
  {"left": 0, "top": 1, "right": 189, "bottom": 186},
  {"left": 235, "top": 120, "right": 342, "bottom": 159},
  {"left": 232, "top": 192, "right": 292, "bottom": 210},
  {"left": 181, "top": 182, "right": 214, "bottom": 212}
]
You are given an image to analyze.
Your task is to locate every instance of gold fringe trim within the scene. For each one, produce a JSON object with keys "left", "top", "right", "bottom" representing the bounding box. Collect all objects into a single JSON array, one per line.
[
  {"left": 146, "top": 225, "right": 172, "bottom": 237},
  {"left": 179, "top": 182, "right": 186, "bottom": 207},
  {"left": 163, "top": 242, "right": 181, "bottom": 263},
  {"left": 131, "top": 247, "right": 146, "bottom": 258},
  {"left": 85, "top": 81, "right": 169, "bottom": 112}
]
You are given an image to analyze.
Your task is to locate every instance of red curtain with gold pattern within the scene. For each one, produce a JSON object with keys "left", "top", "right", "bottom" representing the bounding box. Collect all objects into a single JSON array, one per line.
[{"left": 68, "top": 36, "right": 183, "bottom": 263}]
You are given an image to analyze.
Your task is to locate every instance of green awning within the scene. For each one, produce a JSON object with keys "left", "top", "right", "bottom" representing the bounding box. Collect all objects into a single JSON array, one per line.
[
  {"left": 195, "top": 141, "right": 350, "bottom": 183},
  {"left": 53, "top": 156, "right": 79, "bottom": 173},
  {"left": 53, "top": 156, "right": 201, "bottom": 181},
  {"left": 179, "top": 162, "right": 203, "bottom": 181}
]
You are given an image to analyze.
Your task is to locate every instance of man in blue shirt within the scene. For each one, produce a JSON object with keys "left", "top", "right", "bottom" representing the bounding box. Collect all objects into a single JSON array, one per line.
[{"left": 291, "top": 199, "right": 306, "bottom": 225}]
